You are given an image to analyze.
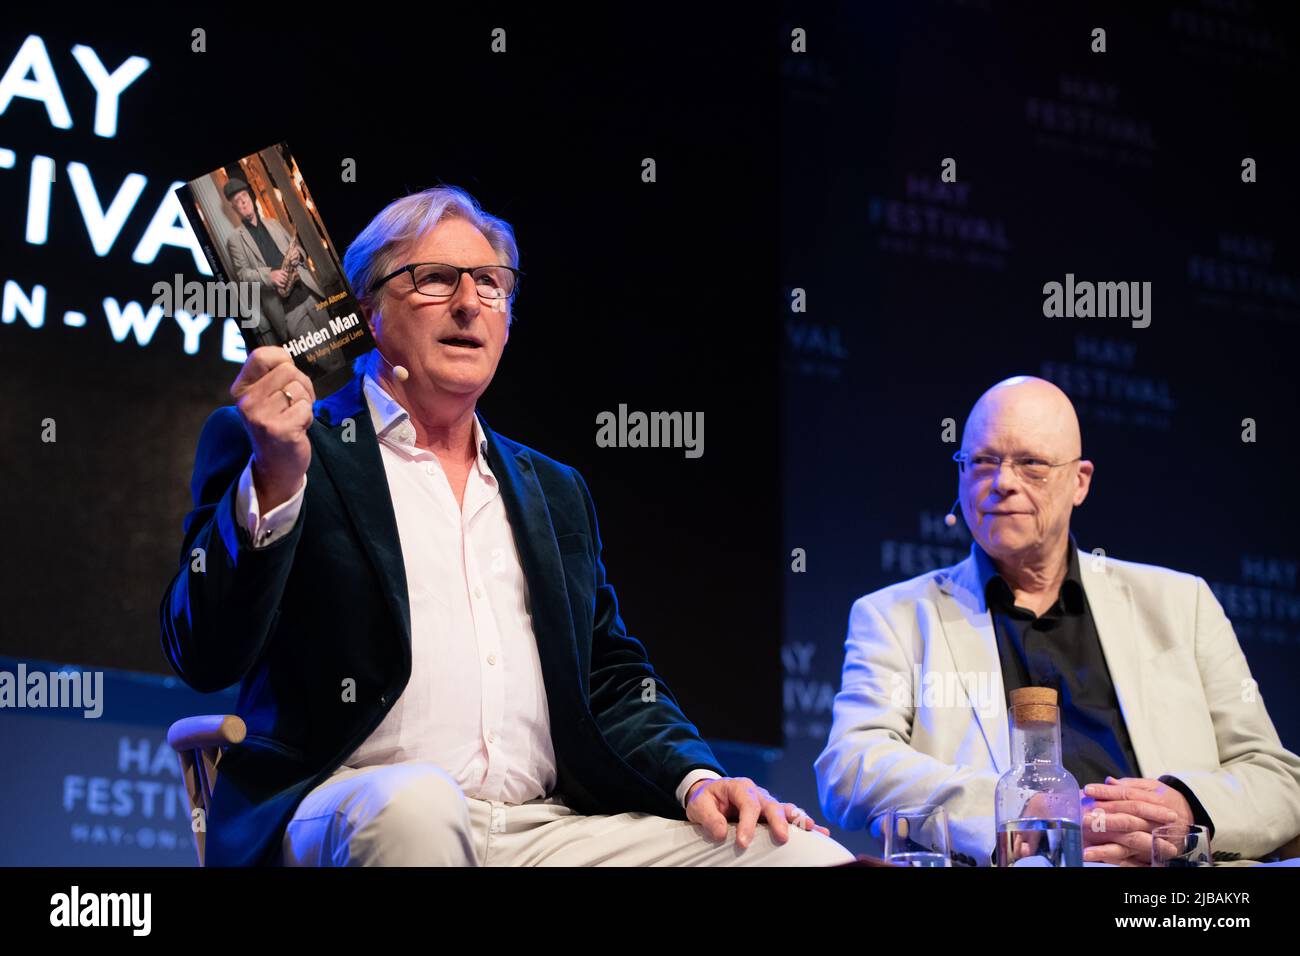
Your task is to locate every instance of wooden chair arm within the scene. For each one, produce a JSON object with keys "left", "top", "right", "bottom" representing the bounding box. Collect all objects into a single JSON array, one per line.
[{"left": 167, "top": 714, "right": 246, "bottom": 753}]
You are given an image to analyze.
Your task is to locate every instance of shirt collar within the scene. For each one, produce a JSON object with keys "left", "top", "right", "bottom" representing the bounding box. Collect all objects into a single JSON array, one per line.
[
  {"left": 975, "top": 535, "right": 1085, "bottom": 616},
  {"left": 361, "top": 371, "right": 493, "bottom": 477}
]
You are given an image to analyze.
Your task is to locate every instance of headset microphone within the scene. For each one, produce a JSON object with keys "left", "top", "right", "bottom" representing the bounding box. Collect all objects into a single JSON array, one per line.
[
  {"left": 944, "top": 498, "right": 961, "bottom": 527},
  {"left": 377, "top": 349, "right": 409, "bottom": 382}
]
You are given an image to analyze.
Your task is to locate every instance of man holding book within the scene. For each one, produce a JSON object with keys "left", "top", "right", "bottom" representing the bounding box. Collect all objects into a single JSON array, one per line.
[{"left": 161, "top": 185, "right": 853, "bottom": 867}]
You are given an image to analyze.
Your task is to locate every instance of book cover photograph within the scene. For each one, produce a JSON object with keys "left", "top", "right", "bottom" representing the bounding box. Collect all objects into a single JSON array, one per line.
[{"left": 174, "top": 141, "right": 374, "bottom": 393}]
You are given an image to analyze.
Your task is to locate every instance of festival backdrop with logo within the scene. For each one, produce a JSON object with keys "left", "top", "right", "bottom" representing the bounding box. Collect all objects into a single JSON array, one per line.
[
  {"left": 3, "top": 3, "right": 1298, "bottom": 866},
  {"left": 0, "top": 8, "right": 785, "bottom": 863},
  {"left": 775, "top": 1, "right": 1300, "bottom": 855}
]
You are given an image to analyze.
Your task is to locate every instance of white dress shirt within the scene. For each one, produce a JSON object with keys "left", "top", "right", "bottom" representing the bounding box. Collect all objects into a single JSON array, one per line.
[{"left": 234, "top": 372, "right": 718, "bottom": 808}]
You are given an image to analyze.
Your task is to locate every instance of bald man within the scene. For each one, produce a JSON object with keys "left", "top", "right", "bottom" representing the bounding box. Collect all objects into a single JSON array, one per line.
[{"left": 816, "top": 376, "right": 1300, "bottom": 866}]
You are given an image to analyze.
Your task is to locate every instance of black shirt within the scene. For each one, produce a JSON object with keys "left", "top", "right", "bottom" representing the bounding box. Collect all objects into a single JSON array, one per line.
[
  {"left": 977, "top": 540, "right": 1142, "bottom": 786},
  {"left": 244, "top": 214, "right": 311, "bottom": 313},
  {"left": 975, "top": 541, "right": 1214, "bottom": 836}
]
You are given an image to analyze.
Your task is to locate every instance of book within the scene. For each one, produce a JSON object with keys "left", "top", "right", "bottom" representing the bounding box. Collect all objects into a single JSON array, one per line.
[{"left": 174, "top": 141, "right": 374, "bottom": 394}]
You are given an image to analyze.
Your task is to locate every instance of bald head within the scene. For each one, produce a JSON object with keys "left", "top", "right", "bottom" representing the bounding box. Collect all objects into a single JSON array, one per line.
[
  {"left": 962, "top": 376, "right": 1082, "bottom": 462},
  {"left": 956, "top": 375, "right": 1093, "bottom": 572}
]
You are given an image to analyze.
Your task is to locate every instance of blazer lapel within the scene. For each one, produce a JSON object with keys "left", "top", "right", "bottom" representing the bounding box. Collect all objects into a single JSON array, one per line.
[
  {"left": 309, "top": 373, "right": 412, "bottom": 657},
  {"left": 478, "top": 416, "right": 584, "bottom": 713},
  {"left": 1077, "top": 549, "right": 1162, "bottom": 775},
  {"left": 935, "top": 550, "right": 1010, "bottom": 772}
]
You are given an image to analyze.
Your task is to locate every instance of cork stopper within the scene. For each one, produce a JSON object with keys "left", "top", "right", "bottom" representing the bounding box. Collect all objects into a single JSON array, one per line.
[{"left": 1009, "top": 686, "right": 1058, "bottom": 726}]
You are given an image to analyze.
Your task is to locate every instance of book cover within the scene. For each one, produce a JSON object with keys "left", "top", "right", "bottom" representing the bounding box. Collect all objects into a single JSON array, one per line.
[{"left": 174, "top": 141, "right": 374, "bottom": 394}]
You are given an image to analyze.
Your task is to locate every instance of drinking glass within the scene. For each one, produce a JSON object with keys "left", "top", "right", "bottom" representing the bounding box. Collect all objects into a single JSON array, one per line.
[
  {"left": 884, "top": 804, "right": 952, "bottom": 867},
  {"left": 1151, "top": 824, "right": 1212, "bottom": 867}
]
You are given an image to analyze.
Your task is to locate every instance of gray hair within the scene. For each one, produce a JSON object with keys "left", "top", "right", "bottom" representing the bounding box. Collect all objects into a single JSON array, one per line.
[{"left": 343, "top": 184, "right": 520, "bottom": 377}]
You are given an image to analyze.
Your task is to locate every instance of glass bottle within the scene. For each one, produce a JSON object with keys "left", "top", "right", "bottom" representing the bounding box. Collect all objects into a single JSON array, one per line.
[{"left": 994, "top": 686, "right": 1082, "bottom": 867}]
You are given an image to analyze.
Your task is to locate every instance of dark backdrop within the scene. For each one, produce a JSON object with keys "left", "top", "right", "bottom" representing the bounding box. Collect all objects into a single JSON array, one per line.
[
  {"left": 0, "top": 8, "right": 782, "bottom": 746},
  {"left": 3, "top": 4, "right": 1298, "bottom": 859},
  {"left": 775, "top": 0, "right": 1300, "bottom": 853}
]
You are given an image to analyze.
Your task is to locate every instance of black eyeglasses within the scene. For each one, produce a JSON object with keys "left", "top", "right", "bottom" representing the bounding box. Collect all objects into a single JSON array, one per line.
[{"left": 370, "top": 262, "right": 522, "bottom": 303}]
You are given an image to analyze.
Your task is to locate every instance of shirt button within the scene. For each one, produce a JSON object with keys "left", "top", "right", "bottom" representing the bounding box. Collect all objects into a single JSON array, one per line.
[
  {"left": 425, "top": 463, "right": 435, "bottom": 475},
  {"left": 474, "top": 586, "right": 483, "bottom": 599},
  {"left": 487, "top": 731, "right": 496, "bottom": 744},
  {"left": 379, "top": 694, "right": 388, "bottom": 706},
  {"left": 487, "top": 653, "right": 497, "bottom": 666}
]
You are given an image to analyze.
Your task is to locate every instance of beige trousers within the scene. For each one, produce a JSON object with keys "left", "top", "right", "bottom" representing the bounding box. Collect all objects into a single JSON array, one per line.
[{"left": 280, "top": 761, "right": 855, "bottom": 867}]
